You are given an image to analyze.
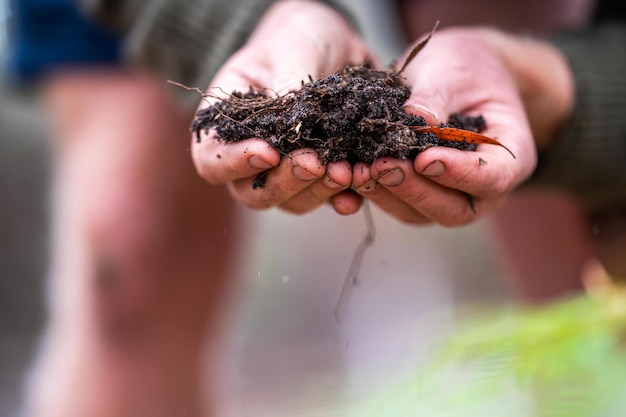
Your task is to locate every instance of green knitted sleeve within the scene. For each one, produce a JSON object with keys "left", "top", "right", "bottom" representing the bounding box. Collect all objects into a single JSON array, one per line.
[
  {"left": 76, "top": 0, "right": 356, "bottom": 109},
  {"left": 527, "top": 23, "right": 626, "bottom": 213}
]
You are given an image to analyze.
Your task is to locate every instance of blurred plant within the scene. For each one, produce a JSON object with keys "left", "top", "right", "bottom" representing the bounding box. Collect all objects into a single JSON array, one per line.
[{"left": 349, "top": 272, "right": 626, "bottom": 417}]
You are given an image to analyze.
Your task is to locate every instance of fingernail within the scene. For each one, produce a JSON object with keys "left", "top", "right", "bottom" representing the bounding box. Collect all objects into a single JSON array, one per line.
[
  {"left": 421, "top": 160, "right": 445, "bottom": 177},
  {"left": 324, "top": 175, "right": 344, "bottom": 189},
  {"left": 249, "top": 155, "right": 273, "bottom": 170},
  {"left": 404, "top": 105, "right": 438, "bottom": 123},
  {"left": 293, "top": 165, "right": 318, "bottom": 181},
  {"left": 357, "top": 180, "right": 377, "bottom": 193},
  {"left": 377, "top": 168, "right": 404, "bottom": 186}
]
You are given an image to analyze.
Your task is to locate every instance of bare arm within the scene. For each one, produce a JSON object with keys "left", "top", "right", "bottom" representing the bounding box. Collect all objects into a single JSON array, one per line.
[{"left": 28, "top": 69, "right": 238, "bottom": 417}]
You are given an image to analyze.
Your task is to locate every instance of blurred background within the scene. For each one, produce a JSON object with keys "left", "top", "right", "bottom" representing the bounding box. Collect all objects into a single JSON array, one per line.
[
  {"left": 0, "top": 1, "right": 49, "bottom": 415},
  {"left": 0, "top": 0, "right": 535, "bottom": 416}
]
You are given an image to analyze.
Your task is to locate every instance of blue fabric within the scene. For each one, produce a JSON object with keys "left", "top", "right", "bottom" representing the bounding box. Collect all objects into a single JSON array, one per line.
[{"left": 6, "top": 0, "right": 122, "bottom": 79}]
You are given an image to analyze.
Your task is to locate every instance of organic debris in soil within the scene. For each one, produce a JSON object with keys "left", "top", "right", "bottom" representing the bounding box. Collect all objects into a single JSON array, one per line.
[
  {"left": 187, "top": 22, "right": 516, "bottom": 175},
  {"left": 191, "top": 63, "right": 486, "bottom": 166}
]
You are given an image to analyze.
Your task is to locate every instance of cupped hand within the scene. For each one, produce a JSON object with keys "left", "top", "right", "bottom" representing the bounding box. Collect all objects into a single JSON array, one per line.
[
  {"left": 352, "top": 27, "right": 564, "bottom": 226},
  {"left": 192, "top": 0, "right": 369, "bottom": 214}
]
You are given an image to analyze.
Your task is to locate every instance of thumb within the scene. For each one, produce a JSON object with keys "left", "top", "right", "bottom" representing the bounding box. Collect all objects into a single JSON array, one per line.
[
  {"left": 401, "top": 66, "right": 453, "bottom": 125},
  {"left": 403, "top": 102, "right": 441, "bottom": 126}
]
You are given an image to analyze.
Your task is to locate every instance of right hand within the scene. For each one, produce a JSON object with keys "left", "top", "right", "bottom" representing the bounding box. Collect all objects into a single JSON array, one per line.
[
  {"left": 192, "top": 0, "right": 370, "bottom": 215},
  {"left": 352, "top": 27, "right": 574, "bottom": 226}
]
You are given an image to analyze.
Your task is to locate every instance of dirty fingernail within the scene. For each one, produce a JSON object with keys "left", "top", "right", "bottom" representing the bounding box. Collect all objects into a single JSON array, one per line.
[
  {"left": 404, "top": 105, "right": 438, "bottom": 123},
  {"left": 377, "top": 168, "right": 404, "bottom": 186},
  {"left": 293, "top": 165, "right": 318, "bottom": 181},
  {"left": 357, "top": 180, "right": 377, "bottom": 193},
  {"left": 324, "top": 175, "right": 344, "bottom": 189},
  {"left": 421, "top": 160, "right": 445, "bottom": 177},
  {"left": 249, "top": 155, "right": 273, "bottom": 170}
]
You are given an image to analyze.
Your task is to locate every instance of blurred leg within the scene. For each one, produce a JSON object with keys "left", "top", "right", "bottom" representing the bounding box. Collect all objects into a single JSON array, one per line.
[
  {"left": 0, "top": 84, "right": 49, "bottom": 417},
  {"left": 24, "top": 70, "right": 238, "bottom": 417},
  {"left": 486, "top": 190, "right": 593, "bottom": 303}
]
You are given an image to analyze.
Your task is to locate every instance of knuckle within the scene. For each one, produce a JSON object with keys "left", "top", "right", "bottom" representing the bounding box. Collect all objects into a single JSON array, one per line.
[
  {"left": 403, "top": 187, "right": 430, "bottom": 207},
  {"left": 486, "top": 169, "right": 513, "bottom": 198},
  {"left": 450, "top": 164, "right": 477, "bottom": 189}
]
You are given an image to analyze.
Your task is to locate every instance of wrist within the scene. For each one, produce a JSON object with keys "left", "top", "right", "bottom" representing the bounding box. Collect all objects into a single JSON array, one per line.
[{"left": 477, "top": 29, "right": 575, "bottom": 152}]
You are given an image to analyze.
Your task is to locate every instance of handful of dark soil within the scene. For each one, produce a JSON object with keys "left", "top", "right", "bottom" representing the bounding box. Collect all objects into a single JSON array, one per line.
[
  {"left": 187, "top": 24, "right": 516, "bottom": 170},
  {"left": 191, "top": 63, "right": 484, "bottom": 166}
]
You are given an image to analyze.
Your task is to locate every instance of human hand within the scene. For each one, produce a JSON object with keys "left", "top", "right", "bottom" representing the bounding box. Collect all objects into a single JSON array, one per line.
[
  {"left": 352, "top": 27, "right": 574, "bottom": 226},
  {"left": 192, "top": 0, "right": 370, "bottom": 215}
]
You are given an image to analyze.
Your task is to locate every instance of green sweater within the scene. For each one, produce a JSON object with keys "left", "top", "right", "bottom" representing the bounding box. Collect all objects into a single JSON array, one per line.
[
  {"left": 533, "top": 22, "right": 626, "bottom": 214},
  {"left": 77, "top": 0, "right": 351, "bottom": 108}
]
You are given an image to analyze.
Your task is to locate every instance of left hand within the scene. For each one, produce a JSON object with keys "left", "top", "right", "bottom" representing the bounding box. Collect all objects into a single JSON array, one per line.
[{"left": 351, "top": 27, "right": 572, "bottom": 226}]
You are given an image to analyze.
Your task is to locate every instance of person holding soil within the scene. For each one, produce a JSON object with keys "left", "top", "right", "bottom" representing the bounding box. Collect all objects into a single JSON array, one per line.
[
  {"left": 9, "top": 0, "right": 626, "bottom": 415},
  {"left": 193, "top": 0, "right": 626, "bottom": 299},
  {"left": 6, "top": 0, "right": 363, "bottom": 416},
  {"left": 192, "top": 0, "right": 573, "bottom": 223}
]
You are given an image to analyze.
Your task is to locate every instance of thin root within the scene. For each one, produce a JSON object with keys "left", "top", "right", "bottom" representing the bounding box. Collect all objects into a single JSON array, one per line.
[{"left": 334, "top": 200, "right": 376, "bottom": 323}]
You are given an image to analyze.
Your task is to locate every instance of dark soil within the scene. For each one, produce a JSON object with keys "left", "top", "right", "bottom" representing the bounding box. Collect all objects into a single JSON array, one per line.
[{"left": 191, "top": 63, "right": 485, "bottom": 166}]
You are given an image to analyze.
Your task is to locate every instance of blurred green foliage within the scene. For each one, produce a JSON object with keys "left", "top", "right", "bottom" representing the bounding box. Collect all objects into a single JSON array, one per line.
[{"left": 349, "top": 287, "right": 626, "bottom": 417}]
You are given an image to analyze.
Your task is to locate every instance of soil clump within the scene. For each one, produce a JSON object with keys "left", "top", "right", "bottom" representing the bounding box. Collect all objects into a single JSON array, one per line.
[{"left": 191, "top": 63, "right": 485, "bottom": 166}]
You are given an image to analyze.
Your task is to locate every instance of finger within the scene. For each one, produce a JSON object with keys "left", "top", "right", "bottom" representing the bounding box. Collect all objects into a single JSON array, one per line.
[
  {"left": 228, "top": 149, "right": 325, "bottom": 209},
  {"left": 278, "top": 161, "right": 352, "bottom": 214},
  {"left": 413, "top": 137, "right": 529, "bottom": 200},
  {"left": 398, "top": 43, "right": 534, "bottom": 200},
  {"left": 330, "top": 190, "right": 363, "bottom": 216},
  {"left": 192, "top": 133, "right": 280, "bottom": 185},
  {"left": 398, "top": 49, "right": 457, "bottom": 123},
  {"left": 398, "top": 33, "right": 502, "bottom": 121},
  {"left": 191, "top": 53, "right": 281, "bottom": 186},
  {"left": 351, "top": 162, "right": 373, "bottom": 192},
  {"left": 359, "top": 183, "right": 432, "bottom": 225},
  {"left": 353, "top": 162, "right": 431, "bottom": 225},
  {"left": 370, "top": 158, "right": 483, "bottom": 227}
]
